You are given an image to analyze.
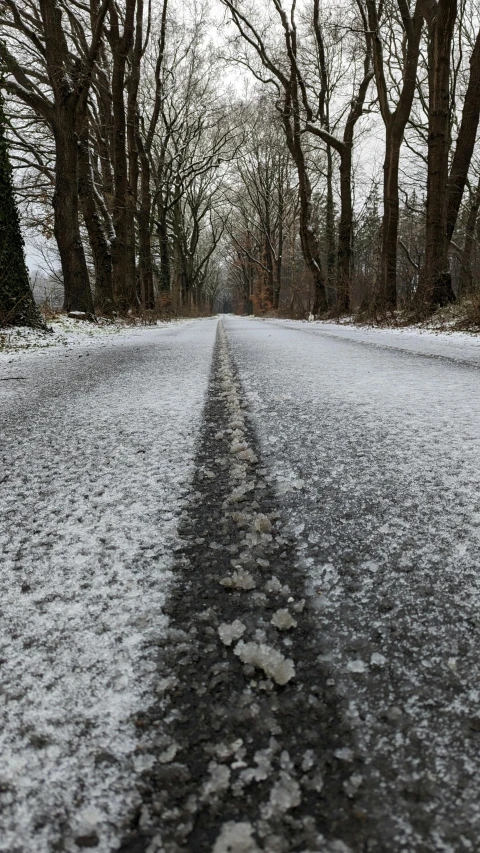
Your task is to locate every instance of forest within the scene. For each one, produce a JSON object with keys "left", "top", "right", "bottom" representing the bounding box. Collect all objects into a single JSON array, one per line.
[{"left": 1, "top": 0, "right": 480, "bottom": 326}]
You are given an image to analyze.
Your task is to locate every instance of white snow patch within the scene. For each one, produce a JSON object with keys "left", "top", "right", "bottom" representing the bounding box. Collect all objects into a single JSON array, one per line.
[
  {"left": 158, "top": 743, "right": 179, "bottom": 764},
  {"left": 240, "top": 748, "right": 273, "bottom": 784},
  {"left": 343, "top": 774, "right": 364, "bottom": 796},
  {"left": 0, "top": 319, "right": 217, "bottom": 852},
  {"left": 264, "top": 576, "right": 282, "bottom": 593}
]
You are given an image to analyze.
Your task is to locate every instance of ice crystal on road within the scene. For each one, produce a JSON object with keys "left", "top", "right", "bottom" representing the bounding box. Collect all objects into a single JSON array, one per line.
[
  {"left": 270, "top": 609, "right": 297, "bottom": 630},
  {"left": 266, "top": 771, "right": 302, "bottom": 815},
  {"left": 234, "top": 641, "right": 295, "bottom": 685},
  {"left": 220, "top": 570, "right": 256, "bottom": 590},
  {"left": 213, "top": 821, "right": 260, "bottom": 853},
  {"left": 218, "top": 620, "right": 247, "bottom": 646},
  {"left": 346, "top": 660, "right": 368, "bottom": 674}
]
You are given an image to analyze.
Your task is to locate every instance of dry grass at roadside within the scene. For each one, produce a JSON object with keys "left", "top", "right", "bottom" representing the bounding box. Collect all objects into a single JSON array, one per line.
[{"left": 333, "top": 295, "right": 480, "bottom": 333}]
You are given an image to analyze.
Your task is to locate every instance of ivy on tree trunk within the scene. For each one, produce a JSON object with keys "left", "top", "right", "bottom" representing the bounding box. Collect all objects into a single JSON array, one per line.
[{"left": 0, "top": 91, "right": 44, "bottom": 329}]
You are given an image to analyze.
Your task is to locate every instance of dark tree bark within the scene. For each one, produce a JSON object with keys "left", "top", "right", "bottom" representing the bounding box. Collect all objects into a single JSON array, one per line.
[
  {"left": 365, "top": 0, "right": 423, "bottom": 310},
  {"left": 0, "top": 92, "right": 44, "bottom": 328},
  {"left": 156, "top": 211, "right": 171, "bottom": 296},
  {"left": 446, "top": 28, "right": 480, "bottom": 243},
  {"left": 417, "top": 0, "right": 458, "bottom": 309},
  {"left": 2, "top": 0, "right": 109, "bottom": 314},
  {"left": 41, "top": 0, "right": 97, "bottom": 315},
  {"left": 136, "top": 0, "right": 168, "bottom": 309},
  {"left": 107, "top": 0, "right": 136, "bottom": 308},
  {"left": 77, "top": 99, "right": 114, "bottom": 312},
  {"left": 305, "top": 0, "right": 374, "bottom": 313},
  {"left": 53, "top": 112, "right": 94, "bottom": 314},
  {"left": 137, "top": 136, "right": 155, "bottom": 309},
  {"left": 325, "top": 145, "right": 336, "bottom": 307},
  {"left": 221, "top": 0, "right": 329, "bottom": 313},
  {"left": 125, "top": 0, "right": 147, "bottom": 308},
  {"left": 282, "top": 87, "right": 327, "bottom": 313},
  {"left": 274, "top": 180, "right": 285, "bottom": 310},
  {"left": 458, "top": 177, "right": 480, "bottom": 297}
]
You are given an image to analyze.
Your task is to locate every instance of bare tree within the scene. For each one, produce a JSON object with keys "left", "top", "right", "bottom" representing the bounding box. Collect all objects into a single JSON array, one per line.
[
  {"left": 415, "top": 0, "right": 457, "bottom": 308},
  {"left": 1, "top": 0, "right": 108, "bottom": 313},
  {"left": 229, "top": 99, "right": 298, "bottom": 310},
  {"left": 361, "top": 0, "right": 423, "bottom": 309}
]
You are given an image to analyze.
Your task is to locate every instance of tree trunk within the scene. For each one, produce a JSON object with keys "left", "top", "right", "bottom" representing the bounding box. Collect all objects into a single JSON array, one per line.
[
  {"left": 366, "top": 0, "right": 423, "bottom": 310},
  {"left": 77, "top": 105, "right": 114, "bottom": 313},
  {"left": 157, "top": 210, "right": 171, "bottom": 295},
  {"left": 108, "top": 0, "right": 136, "bottom": 308},
  {"left": 459, "top": 178, "right": 480, "bottom": 297},
  {"left": 136, "top": 0, "right": 169, "bottom": 309},
  {"left": 285, "top": 129, "right": 327, "bottom": 313},
  {"left": 419, "top": 0, "right": 457, "bottom": 309},
  {"left": 281, "top": 86, "right": 328, "bottom": 314},
  {"left": 125, "top": 0, "right": 144, "bottom": 309},
  {"left": 336, "top": 145, "right": 353, "bottom": 313},
  {"left": 0, "top": 94, "right": 44, "bottom": 328},
  {"left": 171, "top": 204, "right": 183, "bottom": 312},
  {"left": 53, "top": 112, "right": 94, "bottom": 315},
  {"left": 297, "top": 175, "right": 327, "bottom": 314},
  {"left": 446, "top": 28, "right": 480, "bottom": 244},
  {"left": 111, "top": 56, "right": 130, "bottom": 306},
  {"left": 138, "top": 147, "right": 155, "bottom": 309},
  {"left": 326, "top": 145, "right": 336, "bottom": 308},
  {"left": 379, "top": 126, "right": 402, "bottom": 309},
  {"left": 273, "top": 185, "right": 284, "bottom": 311}
]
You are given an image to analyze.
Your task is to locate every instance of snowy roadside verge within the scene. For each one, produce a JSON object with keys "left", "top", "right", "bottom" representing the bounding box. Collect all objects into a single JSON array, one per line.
[
  {"left": 0, "top": 319, "right": 217, "bottom": 853},
  {"left": 0, "top": 315, "right": 200, "bottom": 361},
  {"left": 252, "top": 317, "right": 480, "bottom": 367}
]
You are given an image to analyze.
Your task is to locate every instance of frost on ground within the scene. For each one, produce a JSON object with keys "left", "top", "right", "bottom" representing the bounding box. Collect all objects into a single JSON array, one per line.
[
  {"left": 0, "top": 319, "right": 217, "bottom": 853},
  {"left": 118, "top": 321, "right": 364, "bottom": 853},
  {"left": 224, "top": 316, "right": 480, "bottom": 851},
  {"left": 0, "top": 315, "right": 196, "bottom": 358}
]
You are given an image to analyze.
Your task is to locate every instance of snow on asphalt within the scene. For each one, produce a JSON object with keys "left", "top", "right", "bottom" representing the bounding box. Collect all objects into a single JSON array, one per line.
[
  {"left": 224, "top": 316, "right": 480, "bottom": 851},
  {"left": 0, "top": 319, "right": 217, "bottom": 853}
]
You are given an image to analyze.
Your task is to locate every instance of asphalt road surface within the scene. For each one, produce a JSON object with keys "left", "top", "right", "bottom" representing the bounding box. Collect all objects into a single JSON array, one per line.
[{"left": 1, "top": 317, "right": 480, "bottom": 853}]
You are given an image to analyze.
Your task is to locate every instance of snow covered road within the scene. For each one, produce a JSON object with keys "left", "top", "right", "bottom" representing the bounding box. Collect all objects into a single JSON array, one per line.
[
  {"left": 2, "top": 315, "right": 480, "bottom": 853},
  {"left": 224, "top": 316, "right": 480, "bottom": 852},
  {"left": 0, "top": 319, "right": 217, "bottom": 852}
]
